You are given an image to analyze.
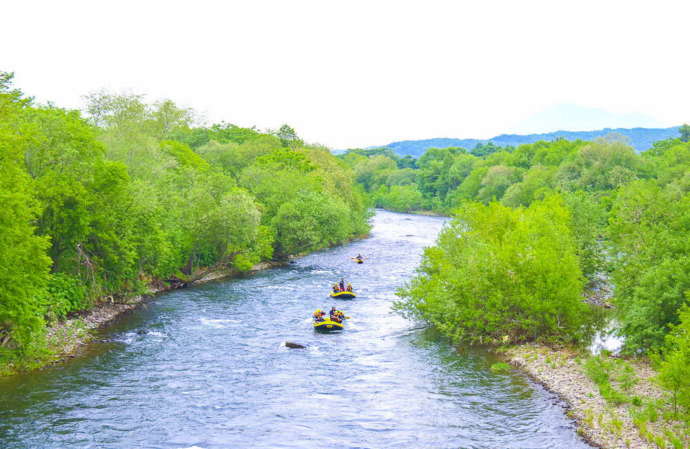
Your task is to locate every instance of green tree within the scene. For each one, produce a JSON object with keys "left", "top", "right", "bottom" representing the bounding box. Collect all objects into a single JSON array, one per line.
[
  {"left": 657, "top": 305, "right": 690, "bottom": 416},
  {"left": 556, "top": 137, "right": 646, "bottom": 192},
  {"left": 679, "top": 124, "right": 690, "bottom": 143},
  {"left": 397, "top": 196, "right": 590, "bottom": 344},
  {"left": 502, "top": 165, "right": 556, "bottom": 207},
  {"left": 562, "top": 191, "right": 608, "bottom": 282},
  {"left": 275, "top": 124, "right": 303, "bottom": 147},
  {"left": 476, "top": 165, "right": 523, "bottom": 203},
  {"left": 0, "top": 127, "right": 51, "bottom": 362},
  {"left": 272, "top": 191, "right": 350, "bottom": 256},
  {"left": 609, "top": 180, "right": 690, "bottom": 352},
  {"left": 376, "top": 184, "right": 424, "bottom": 212}
]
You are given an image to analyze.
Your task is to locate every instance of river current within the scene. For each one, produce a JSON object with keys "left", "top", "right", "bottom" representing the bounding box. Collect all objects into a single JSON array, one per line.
[{"left": 0, "top": 210, "right": 591, "bottom": 449}]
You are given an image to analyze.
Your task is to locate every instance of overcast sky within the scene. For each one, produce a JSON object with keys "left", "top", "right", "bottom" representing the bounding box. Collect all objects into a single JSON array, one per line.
[{"left": 3, "top": 0, "right": 689, "bottom": 148}]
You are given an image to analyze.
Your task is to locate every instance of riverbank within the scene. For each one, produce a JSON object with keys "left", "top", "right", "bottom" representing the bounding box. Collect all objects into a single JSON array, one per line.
[
  {"left": 1, "top": 261, "right": 286, "bottom": 377},
  {"left": 505, "top": 344, "right": 688, "bottom": 449},
  {"left": 1, "top": 210, "right": 591, "bottom": 448}
]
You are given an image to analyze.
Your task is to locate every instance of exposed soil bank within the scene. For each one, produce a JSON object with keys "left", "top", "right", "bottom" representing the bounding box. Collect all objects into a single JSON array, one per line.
[{"left": 505, "top": 344, "right": 685, "bottom": 449}]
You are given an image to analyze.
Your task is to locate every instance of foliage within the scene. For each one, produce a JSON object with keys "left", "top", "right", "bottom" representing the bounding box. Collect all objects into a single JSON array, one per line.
[
  {"left": 608, "top": 180, "right": 690, "bottom": 352},
  {"left": 0, "top": 76, "right": 369, "bottom": 369},
  {"left": 0, "top": 119, "right": 52, "bottom": 363},
  {"left": 555, "top": 137, "right": 648, "bottom": 192},
  {"left": 657, "top": 305, "right": 690, "bottom": 417},
  {"left": 375, "top": 185, "right": 425, "bottom": 212},
  {"left": 396, "top": 196, "right": 591, "bottom": 344},
  {"left": 272, "top": 191, "right": 351, "bottom": 256},
  {"left": 490, "top": 362, "right": 511, "bottom": 374},
  {"left": 562, "top": 191, "right": 608, "bottom": 281},
  {"left": 680, "top": 124, "right": 690, "bottom": 143},
  {"left": 42, "top": 273, "right": 88, "bottom": 321},
  {"left": 583, "top": 355, "right": 635, "bottom": 405}
]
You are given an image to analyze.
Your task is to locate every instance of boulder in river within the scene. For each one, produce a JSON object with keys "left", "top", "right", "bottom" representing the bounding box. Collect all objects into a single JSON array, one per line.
[{"left": 284, "top": 341, "right": 306, "bottom": 349}]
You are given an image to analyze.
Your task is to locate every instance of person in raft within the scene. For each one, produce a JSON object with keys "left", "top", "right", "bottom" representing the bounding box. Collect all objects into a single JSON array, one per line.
[
  {"left": 339, "top": 278, "right": 345, "bottom": 291},
  {"left": 346, "top": 283, "right": 353, "bottom": 292},
  {"left": 332, "top": 283, "right": 340, "bottom": 293},
  {"left": 330, "top": 307, "right": 343, "bottom": 323},
  {"left": 313, "top": 309, "right": 326, "bottom": 322}
]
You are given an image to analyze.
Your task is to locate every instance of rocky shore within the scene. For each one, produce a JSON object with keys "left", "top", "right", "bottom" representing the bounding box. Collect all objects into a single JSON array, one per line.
[{"left": 505, "top": 344, "right": 678, "bottom": 449}]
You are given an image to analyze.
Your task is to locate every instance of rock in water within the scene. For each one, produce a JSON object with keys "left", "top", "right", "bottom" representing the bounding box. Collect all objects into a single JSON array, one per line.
[{"left": 285, "top": 342, "right": 306, "bottom": 349}]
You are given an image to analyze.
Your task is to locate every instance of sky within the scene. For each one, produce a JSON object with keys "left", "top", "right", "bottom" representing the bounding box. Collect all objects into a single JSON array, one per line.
[{"left": 3, "top": 0, "right": 689, "bottom": 148}]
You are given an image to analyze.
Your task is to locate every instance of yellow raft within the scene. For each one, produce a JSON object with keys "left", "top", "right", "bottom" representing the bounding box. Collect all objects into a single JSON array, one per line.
[
  {"left": 313, "top": 319, "right": 344, "bottom": 332},
  {"left": 330, "top": 291, "right": 356, "bottom": 299}
]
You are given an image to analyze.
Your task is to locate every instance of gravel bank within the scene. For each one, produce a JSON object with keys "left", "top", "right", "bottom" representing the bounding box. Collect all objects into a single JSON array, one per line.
[{"left": 505, "top": 344, "right": 674, "bottom": 449}]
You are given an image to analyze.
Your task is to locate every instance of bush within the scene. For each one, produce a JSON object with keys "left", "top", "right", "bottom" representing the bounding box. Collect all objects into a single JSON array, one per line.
[
  {"left": 657, "top": 305, "right": 690, "bottom": 417},
  {"left": 272, "top": 191, "right": 351, "bottom": 256},
  {"left": 490, "top": 362, "right": 512, "bottom": 374},
  {"left": 43, "top": 273, "right": 89, "bottom": 321},
  {"left": 396, "top": 195, "right": 591, "bottom": 344}
]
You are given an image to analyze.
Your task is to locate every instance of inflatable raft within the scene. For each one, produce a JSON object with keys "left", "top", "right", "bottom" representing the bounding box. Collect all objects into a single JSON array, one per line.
[
  {"left": 330, "top": 291, "right": 356, "bottom": 299},
  {"left": 313, "top": 319, "right": 344, "bottom": 332}
]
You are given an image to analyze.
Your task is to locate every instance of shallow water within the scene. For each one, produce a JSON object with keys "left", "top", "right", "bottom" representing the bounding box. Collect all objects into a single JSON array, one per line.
[{"left": 0, "top": 210, "right": 591, "bottom": 449}]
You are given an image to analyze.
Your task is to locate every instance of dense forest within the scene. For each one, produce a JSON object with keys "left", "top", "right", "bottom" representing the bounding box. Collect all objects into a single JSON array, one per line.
[
  {"left": 342, "top": 130, "right": 690, "bottom": 418},
  {"left": 0, "top": 72, "right": 369, "bottom": 372}
]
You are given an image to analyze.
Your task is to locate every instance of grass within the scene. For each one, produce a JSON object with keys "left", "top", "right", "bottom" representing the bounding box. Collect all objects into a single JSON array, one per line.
[
  {"left": 490, "top": 362, "right": 512, "bottom": 374},
  {"left": 584, "top": 354, "right": 690, "bottom": 449},
  {"left": 583, "top": 355, "right": 637, "bottom": 405}
]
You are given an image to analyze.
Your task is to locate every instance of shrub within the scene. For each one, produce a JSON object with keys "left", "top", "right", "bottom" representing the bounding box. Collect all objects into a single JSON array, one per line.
[
  {"left": 490, "top": 362, "right": 512, "bottom": 374},
  {"left": 43, "top": 273, "right": 88, "bottom": 321},
  {"left": 396, "top": 196, "right": 591, "bottom": 344},
  {"left": 657, "top": 305, "right": 690, "bottom": 417}
]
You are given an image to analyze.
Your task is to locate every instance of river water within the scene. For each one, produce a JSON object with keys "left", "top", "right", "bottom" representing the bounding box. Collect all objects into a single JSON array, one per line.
[{"left": 0, "top": 210, "right": 591, "bottom": 449}]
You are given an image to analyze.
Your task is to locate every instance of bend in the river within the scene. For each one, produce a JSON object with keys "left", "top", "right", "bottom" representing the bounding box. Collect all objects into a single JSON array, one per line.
[{"left": 0, "top": 210, "right": 591, "bottom": 449}]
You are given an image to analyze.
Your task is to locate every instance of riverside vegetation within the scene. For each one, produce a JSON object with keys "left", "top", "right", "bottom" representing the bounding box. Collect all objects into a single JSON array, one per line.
[
  {"left": 3, "top": 66, "right": 689, "bottom": 445},
  {"left": 0, "top": 72, "right": 369, "bottom": 374},
  {"left": 342, "top": 129, "right": 690, "bottom": 446}
]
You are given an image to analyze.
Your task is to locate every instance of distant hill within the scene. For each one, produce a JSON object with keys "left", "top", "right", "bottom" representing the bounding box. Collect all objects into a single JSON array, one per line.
[{"left": 372, "top": 127, "right": 681, "bottom": 157}]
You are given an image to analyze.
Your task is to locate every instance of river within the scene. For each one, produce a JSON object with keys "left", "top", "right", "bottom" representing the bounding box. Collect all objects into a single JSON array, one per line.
[{"left": 0, "top": 210, "right": 591, "bottom": 449}]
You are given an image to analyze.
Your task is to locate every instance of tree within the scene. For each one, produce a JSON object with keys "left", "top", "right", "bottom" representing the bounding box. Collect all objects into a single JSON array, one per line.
[
  {"left": 275, "top": 124, "right": 303, "bottom": 147},
  {"left": 502, "top": 165, "right": 556, "bottom": 207},
  {"left": 680, "top": 124, "right": 690, "bottom": 143},
  {"left": 609, "top": 180, "right": 690, "bottom": 352},
  {"left": 0, "top": 130, "right": 51, "bottom": 361},
  {"left": 272, "top": 191, "right": 350, "bottom": 256},
  {"left": 397, "top": 196, "right": 590, "bottom": 344},
  {"left": 556, "top": 138, "right": 646, "bottom": 192},
  {"left": 352, "top": 155, "right": 397, "bottom": 191},
  {"left": 476, "top": 165, "right": 523, "bottom": 203},
  {"left": 658, "top": 305, "right": 690, "bottom": 416},
  {"left": 562, "top": 191, "right": 607, "bottom": 282},
  {"left": 376, "top": 184, "right": 424, "bottom": 212},
  {"left": 151, "top": 99, "right": 193, "bottom": 139},
  {"left": 0, "top": 76, "right": 372, "bottom": 371}
]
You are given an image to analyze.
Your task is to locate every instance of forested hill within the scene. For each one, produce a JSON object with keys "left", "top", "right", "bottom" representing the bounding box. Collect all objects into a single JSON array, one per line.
[{"left": 374, "top": 126, "right": 681, "bottom": 157}]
